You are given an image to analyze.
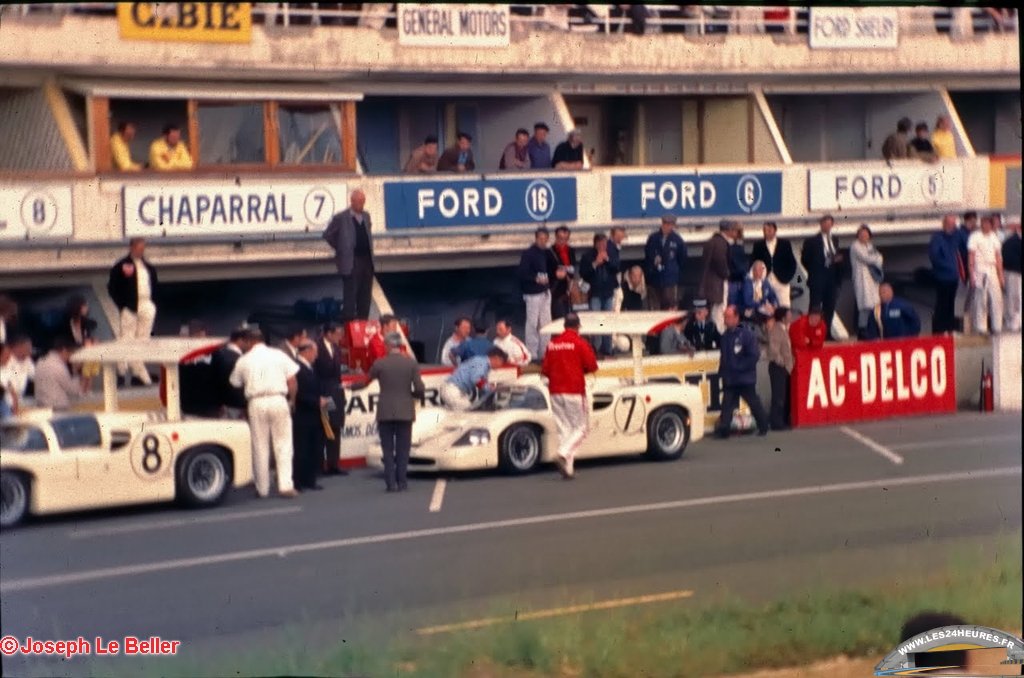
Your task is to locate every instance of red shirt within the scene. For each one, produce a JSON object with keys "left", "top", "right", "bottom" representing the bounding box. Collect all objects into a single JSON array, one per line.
[
  {"left": 553, "top": 243, "right": 571, "bottom": 267},
  {"left": 789, "top": 315, "right": 826, "bottom": 351},
  {"left": 542, "top": 329, "right": 598, "bottom": 395},
  {"left": 367, "top": 333, "right": 407, "bottom": 370}
]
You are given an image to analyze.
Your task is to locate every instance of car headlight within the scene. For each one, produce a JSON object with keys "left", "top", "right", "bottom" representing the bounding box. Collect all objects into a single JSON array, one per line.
[{"left": 453, "top": 428, "right": 491, "bottom": 447}]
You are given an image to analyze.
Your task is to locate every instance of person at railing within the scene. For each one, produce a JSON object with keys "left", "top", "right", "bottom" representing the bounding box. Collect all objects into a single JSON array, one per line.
[
  {"left": 552, "top": 129, "right": 585, "bottom": 170},
  {"left": 402, "top": 134, "right": 439, "bottom": 174},
  {"left": 148, "top": 123, "right": 194, "bottom": 171},
  {"left": 645, "top": 214, "right": 688, "bottom": 311},
  {"left": 850, "top": 224, "right": 884, "bottom": 339},
  {"left": 864, "top": 283, "right": 921, "bottom": 340},
  {"left": 751, "top": 221, "right": 797, "bottom": 309},
  {"left": 110, "top": 121, "right": 141, "bottom": 172},
  {"left": 437, "top": 131, "right": 475, "bottom": 172},
  {"left": 1002, "top": 221, "right": 1022, "bottom": 332},
  {"left": 908, "top": 121, "right": 938, "bottom": 162},
  {"left": 527, "top": 122, "right": 552, "bottom": 170},
  {"left": 930, "top": 115, "right": 957, "bottom": 159},
  {"left": 499, "top": 128, "right": 532, "bottom": 171},
  {"left": 881, "top": 117, "right": 913, "bottom": 162}
]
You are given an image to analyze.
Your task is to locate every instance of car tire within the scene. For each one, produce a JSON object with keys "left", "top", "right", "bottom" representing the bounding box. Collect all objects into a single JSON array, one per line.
[
  {"left": 0, "top": 472, "right": 30, "bottom": 529},
  {"left": 646, "top": 407, "right": 690, "bottom": 461},
  {"left": 176, "top": 447, "right": 232, "bottom": 508},
  {"left": 498, "top": 424, "right": 542, "bottom": 475}
]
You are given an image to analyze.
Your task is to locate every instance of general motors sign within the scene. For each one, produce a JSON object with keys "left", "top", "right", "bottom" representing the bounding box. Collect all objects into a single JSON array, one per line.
[
  {"left": 611, "top": 171, "right": 783, "bottom": 220},
  {"left": 397, "top": 4, "right": 510, "bottom": 48},
  {"left": 383, "top": 177, "right": 577, "bottom": 229}
]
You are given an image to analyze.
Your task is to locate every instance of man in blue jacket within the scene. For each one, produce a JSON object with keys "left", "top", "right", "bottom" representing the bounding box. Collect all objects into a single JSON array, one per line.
[
  {"left": 518, "top": 227, "right": 560, "bottom": 360},
  {"left": 715, "top": 305, "right": 769, "bottom": 438},
  {"left": 645, "top": 214, "right": 688, "bottom": 310},
  {"left": 865, "top": 283, "right": 922, "bottom": 340},
  {"left": 929, "top": 214, "right": 964, "bottom": 334}
]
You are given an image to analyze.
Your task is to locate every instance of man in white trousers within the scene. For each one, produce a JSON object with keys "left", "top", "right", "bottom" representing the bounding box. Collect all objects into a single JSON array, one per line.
[
  {"left": 230, "top": 329, "right": 300, "bottom": 498},
  {"left": 518, "top": 227, "right": 560, "bottom": 360},
  {"left": 542, "top": 313, "right": 598, "bottom": 479},
  {"left": 968, "top": 216, "right": 1005, "bottom": 335},
  {"left": 107, "top": 237, "right": 157, "bottom": 385}
]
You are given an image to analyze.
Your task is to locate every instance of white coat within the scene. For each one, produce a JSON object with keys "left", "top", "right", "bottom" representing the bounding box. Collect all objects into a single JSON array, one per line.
[{"left": 850, "top": 240, "right": 884, "bottom": 311}]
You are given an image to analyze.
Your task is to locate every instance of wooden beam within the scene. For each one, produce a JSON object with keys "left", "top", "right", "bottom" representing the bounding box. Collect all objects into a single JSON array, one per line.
[
  {"left": 341, "top": 100, "right": 357, "bottom": 171},
  {"left": 43, "top": 78, "right": 90, "bottom": 172},
  {"left": 264, "top": 101, "right": 280, "bottom": 167},
  {"left": 697, "top": 99, "right": 705, "bottom": 165},
  {"left": 91, "top": 96, "right": 111, "bottom": 172},
  {"left": 187, "top": 99, "right": 200, "bottom": 166},
  {"left": 747, "top": 96, "right": 755, "bottom": 163}
]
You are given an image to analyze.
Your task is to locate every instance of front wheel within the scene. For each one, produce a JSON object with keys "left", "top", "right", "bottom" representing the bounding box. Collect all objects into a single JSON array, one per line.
[
  {"left": 646, "top": 407, "right": 690, "bottom": 461},
  {"left": 0, "top": 473, "right": 30, "bottom": 529},
  {"left": 176, "top": 447, "right": 231, "bottom": 507},
  {"left": 498, "top": 424, "right": 542, "bottom": 475}
]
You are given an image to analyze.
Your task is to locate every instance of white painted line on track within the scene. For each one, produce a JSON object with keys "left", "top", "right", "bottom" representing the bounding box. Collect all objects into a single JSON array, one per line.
[
  {"left": 68, "top": 506, "right": 303, "bottom": 539},
  {"left": 429, "top": 479, "right": 447, "bottom": 513},
  {"left": 889, "top": 434, "right": 1019, "bottom": 451},
  {"left": 5, "top": 465, "right": 1018, "bottom": 594},
  {"left": 841, "top": 426, "right": 905, "bottom": 465}
]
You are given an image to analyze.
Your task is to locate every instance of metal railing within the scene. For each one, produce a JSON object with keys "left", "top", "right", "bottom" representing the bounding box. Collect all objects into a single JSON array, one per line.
[{"left": 2, "top": 3, "right": 1017, "bottom": 37}]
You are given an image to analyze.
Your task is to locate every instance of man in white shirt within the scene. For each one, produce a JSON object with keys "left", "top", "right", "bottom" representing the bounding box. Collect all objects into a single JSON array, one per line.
[
  {"left": 107, "top": 237, "right": 158, "bottom": 385},
  {"left": 968, "top": 215, "right": 1005, "bottom": 335},
  {"left": 439, "top": 317, "right": 471, "bottom": 366},
  {"left": 2, "top": 335, "right": 34, "bottom": 407},
  {"left": 493, "top": 319, "right": 532, "bottom": 367},
  {"left": 33, "top": 338, "right": 81, "bottom": 411},
  {"left": 229, "top": 329, "right": 300, "bottom": 498}
]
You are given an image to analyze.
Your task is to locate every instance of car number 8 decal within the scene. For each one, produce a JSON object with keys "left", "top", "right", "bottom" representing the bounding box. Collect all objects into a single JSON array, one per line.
[
  {"left": 142, "top": 434, "right": 162, "bottom": 473},
  {"left": 131, "top": 431, "right": 171, "bottom": 480}
]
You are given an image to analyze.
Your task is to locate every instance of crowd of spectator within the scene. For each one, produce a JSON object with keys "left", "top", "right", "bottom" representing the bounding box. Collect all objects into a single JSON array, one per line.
[
  {"left": 881, "top": 115, "right": 959, "bottom": 162},
  {"left": 401, "top": 123, "right": 586, "bottom": 175},
  {"left": 110, "top": 122, "right": 194, "bottom": 172}
]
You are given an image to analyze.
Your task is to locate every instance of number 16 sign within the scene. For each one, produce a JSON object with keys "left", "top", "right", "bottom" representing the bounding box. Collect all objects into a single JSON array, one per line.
[{"left": 0, "top": 185, "right": 75, "bottom": 240}]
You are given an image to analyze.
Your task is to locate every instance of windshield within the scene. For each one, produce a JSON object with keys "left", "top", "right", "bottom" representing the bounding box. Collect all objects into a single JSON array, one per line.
[
  {"left": 475, "top": 385, "right": 549, "bottom": 412},
  {"left": 0, "top": 424, "right": 50, "bottom": 452}
]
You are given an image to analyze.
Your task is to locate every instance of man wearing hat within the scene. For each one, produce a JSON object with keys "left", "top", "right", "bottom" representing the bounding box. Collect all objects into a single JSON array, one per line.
[
  {"left": 403, "top": 134, "right": 439, "bottom": 174},
  {"left": 684, "top": 299, "right": 721, "bottom": 351},
  {"left": 552, "top": 130, "right": 585, "bottom": 170},
  {"left": 645, "top": 214, "right": 689, "bottom": 311},
  {"left": 527, "top": 122, "right": 552, "bottom": 169},
  {"left": 366, "top": 332, "right": 425, "bottom": 492}
]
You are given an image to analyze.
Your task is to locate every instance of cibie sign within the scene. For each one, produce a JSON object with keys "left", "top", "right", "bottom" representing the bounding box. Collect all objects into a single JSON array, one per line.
[
  {"left": 117, "top": 3, "right": 252, "bottom": 44},
  {"left": 791, "top": 336, "right": 956, "bottom": 427}
]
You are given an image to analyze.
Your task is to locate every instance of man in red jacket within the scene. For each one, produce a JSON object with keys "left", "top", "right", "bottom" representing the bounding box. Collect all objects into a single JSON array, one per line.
[
  {"left": 542, "top": 312, "right": 599, "bottom": 479},
  {"left": 789, "top": 305, "right": 826, "bottom": 352}
]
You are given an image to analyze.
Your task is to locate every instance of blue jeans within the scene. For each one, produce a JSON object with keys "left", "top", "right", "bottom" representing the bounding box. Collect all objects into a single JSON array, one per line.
[{"left": 589, "top": 295, "right": 614, "bottom": 354}]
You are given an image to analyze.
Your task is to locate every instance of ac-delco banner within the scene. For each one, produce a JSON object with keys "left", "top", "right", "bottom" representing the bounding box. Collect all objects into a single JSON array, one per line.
[
  {"left": 808, "top": 163, "right": 964, "bottom": 211},
  {"left": 122, "top": 181, "right": 347, "bottom": 237},
  {"left": 382, "top": 177, "right": 577, "bottom": 229},
  {"left": 0, "top": 184, "right": 74, "bottom": 240},
  {"left": 611, "top": 171, "right": 783, "bottom": 220},
  {"left": 117, "top": 3, "right": 252, "bottom": 44},
  {"left": 397, "top": 4, "right": 510, "bottom": 48},
  {"left": 808, "top": 7, "right": 898, "bottom": 49},
  {"left": 792, "top": 336, "right": 956, "bottom": 427}
]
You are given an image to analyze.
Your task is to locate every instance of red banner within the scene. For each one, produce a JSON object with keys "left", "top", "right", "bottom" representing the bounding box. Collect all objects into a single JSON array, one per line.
[{"left": 791, "top": 336, "right": 956, "bottom": 427}]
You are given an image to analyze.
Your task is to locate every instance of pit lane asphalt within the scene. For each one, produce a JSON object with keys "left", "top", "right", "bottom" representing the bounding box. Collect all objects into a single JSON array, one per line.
[{"left": 1, "top": 412, "right": 1020, "bottom": 677}]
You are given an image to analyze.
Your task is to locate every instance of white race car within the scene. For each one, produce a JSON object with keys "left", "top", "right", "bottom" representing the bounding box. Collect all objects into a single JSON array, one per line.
[
  {"left": 1, "top": 338, "right": 253, "bottom": 528},
  {"left": 367, "top": 312, "right": 706, "bottom": 474}
]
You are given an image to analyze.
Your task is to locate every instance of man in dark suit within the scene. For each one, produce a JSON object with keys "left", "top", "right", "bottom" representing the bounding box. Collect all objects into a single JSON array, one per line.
[
  {"left": 436, "top": 132, "right": 476, "bottom": 172},
  {"left": 314, "top": 323, "right": 347, "bottom": 476},
  {"left": 107, "top": 237, "right": 158, "bottom": 385},
  {"left": 366, "top": 332, "right": 426, "bottom": 492},
  {"left": 699, "top": 220, "right": 734, "bottom": 332},
  {"left": 292, "top": 340, "right": 325, "bottom": 491},
  {"left": 683, "top": 299, "right": 721, "bottom": 351},
  {"left": 801, "top": 215, "right": 844, "bottom": 340},
  {"left": 211, "top": 327, "right": 251, "bottom": 418},
  {"left": 751, "top": 221, "right": 797, "bottom": 309},
  {"left": 323, "top": 189, "right": 374, "bottom": 322}
]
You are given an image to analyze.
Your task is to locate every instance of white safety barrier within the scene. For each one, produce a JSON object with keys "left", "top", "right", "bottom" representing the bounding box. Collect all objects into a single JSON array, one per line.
[{"left": 992, "top": 332, "right": 1022, "bottom": 411}]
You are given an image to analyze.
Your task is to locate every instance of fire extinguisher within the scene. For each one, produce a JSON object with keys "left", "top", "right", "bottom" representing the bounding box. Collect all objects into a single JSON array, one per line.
[{"left": 980, "top": 361, "right": 994, "bottom": 413}]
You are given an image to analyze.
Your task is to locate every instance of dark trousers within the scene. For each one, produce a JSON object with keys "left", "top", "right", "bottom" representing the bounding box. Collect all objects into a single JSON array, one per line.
[
  {"left": 717, "top": 384, "right": 770, "bottom": 435},
  {"left": 378, "top": 420, "right": 412, "bottom": 490},
  {"left": 808, "top": 277, "right": 838, "bottom": 339},
  {"left": 933, "top": 279, "right": 959, "bottom": 334},
  {"left": 292, "top": 414, "right": 321, "bottom": 489},
  {"left": 768, "top": 363, "right": 791, "bottom": 430},
  {"left": 551, "top": 293, "right": 571, "bottom": 320},
  {"left": 342, "top": 257, "right": 374, "bottom": 322},
  {"left": 322, "top": 412, "right": 343, "bottom": 473}
]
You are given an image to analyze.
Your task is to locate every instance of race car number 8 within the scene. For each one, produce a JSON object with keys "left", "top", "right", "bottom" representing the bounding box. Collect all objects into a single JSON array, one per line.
[{"left": 141, "top": 434, "right": 162, "bottom": 473}]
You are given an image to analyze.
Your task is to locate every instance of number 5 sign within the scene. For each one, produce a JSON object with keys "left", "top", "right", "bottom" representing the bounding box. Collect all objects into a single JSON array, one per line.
[{"left": 0, "top": 184, "right": 74, "bottom": 240}]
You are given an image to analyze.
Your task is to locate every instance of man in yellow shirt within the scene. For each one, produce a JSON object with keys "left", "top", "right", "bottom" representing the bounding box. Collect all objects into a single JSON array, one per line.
[
  {"left": 110, "top": 121, "right": 141, "bottom": 171},
  {"left": 149, "top": 123, "right": 194, "bottom": 171},
  {"left": 931, "top": 115, "right": 957, "bottom": 159}
]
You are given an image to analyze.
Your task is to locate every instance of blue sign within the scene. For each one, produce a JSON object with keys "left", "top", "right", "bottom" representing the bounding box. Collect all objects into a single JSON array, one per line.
[
  {"left": 383, "top": 177, "right": 577, "bottom": 229},
  {"left": 611, "top": 171, "right": 783, "bottom": 219}
]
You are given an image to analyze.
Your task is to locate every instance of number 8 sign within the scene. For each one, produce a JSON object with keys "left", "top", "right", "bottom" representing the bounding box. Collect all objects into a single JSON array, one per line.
[
  {"left": 19, "top": 189, "right": 59, "bottom": 235},
  {"left": 130, "top": 431, "right": 173, "bottom": 480}
]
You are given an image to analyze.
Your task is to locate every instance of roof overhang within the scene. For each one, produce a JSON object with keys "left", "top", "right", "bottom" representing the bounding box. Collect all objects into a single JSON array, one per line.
[
  {"left": 60, "top": 78, "right": 364, "bottom": 102},
  {"left": 71, "top": 338, "right": 226, "bottom": 365}
]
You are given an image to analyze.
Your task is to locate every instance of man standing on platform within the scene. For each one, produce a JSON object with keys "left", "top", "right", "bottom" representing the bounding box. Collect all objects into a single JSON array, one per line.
[
  {"left": 929, "top": 214, "right": 964, "bottom": 335},
  {"left": 751, "top": 221, "right": 797, "bottom": 309},
  {"left": 645, "top": 214, "right": 688, "bottom": 311},
  {"left": 801, "top": 215, "right": 843, "bottom": 340},
  {"left": 715, "top": 306, "right": 769, "bottom": 439},
  {"left": 324, "top": 189, "right": 375, "bottom": 322},
  {"left": 107, "top": 237, "right": 158, "bottom": 386},
  {"left": 519, "top": 227, "right": 558, "bottom": 359}
]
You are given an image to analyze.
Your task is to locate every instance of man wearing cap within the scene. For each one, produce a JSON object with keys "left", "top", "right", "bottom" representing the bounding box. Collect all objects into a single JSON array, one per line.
[
  {"left": 437, "top": 132, "right": 476, "bottom": 172},
  {"left": 229, "top": 329, "right": 300, "bottom": 499},
  {"left": 716, "top": 306, "right": 769, "bottom": 439},
  {"left": 499, "top": 128, "right": 532, "bottom": 171},
  {"left": 645, "top": 214, "right": 688, "bottom": 311},
  {"left": 292, "top": 340, "right": 326, "bottom": 492},
  {"left": 441, "top": 348, "right": 507, "bottom": 411},
  {"left": 789, "top": 305, "right": 827, "bottom": 352},
  {"left": 367, "top": 332, "right": 425, "bottom": 492},
  {"left": 403, "top": 134, "right": 439, "bottom": 174},
  {"left": 518, "top": 227, "right": 559, "bottom": 359},
  {"left": 552, "top": 130, "right": 585, "bottom": 170},
  {"left": 700, "top": 220, "right": 735, "bottom": 333},
  {"left": 685, "top": 299, "right": 721, "bottom": 351},
  {"left": 527, "top": 122, "right": 552, "bottom": 170},
  {"left": 543, "top": 312, "right": 599, "bottom": 478}
]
